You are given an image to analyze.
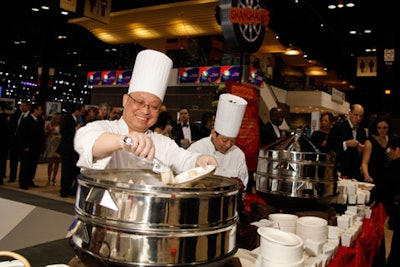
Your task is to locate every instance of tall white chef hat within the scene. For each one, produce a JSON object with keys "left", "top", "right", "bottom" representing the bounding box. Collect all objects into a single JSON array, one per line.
[
  {"left": 214, "top": 93, "right": 248, "bottom": 138},
  {"left": 128, "top": 49, "right": 173, "bottom": 101}
]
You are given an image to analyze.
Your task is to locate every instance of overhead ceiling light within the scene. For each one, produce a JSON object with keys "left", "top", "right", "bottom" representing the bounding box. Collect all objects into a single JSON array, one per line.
[
  {"left": 284, "top": 47, "right": 301, "bottom": 56},
  {"left": 328, "top": 1, "right": 355, "bottom": 9}
]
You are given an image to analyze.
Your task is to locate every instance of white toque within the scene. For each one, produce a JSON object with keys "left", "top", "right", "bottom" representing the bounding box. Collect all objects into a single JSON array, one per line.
[
  {"left": 214, "top": 93, "right": 248, "bottom": 138},
  {"left": 128, "top": 49, "right": 173, "bottom": 101}
]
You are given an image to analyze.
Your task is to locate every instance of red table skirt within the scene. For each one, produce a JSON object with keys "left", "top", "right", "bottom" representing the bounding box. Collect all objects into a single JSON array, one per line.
[
  {"left": 244, "top": 194, "right": 388, "bottom": 267},
  {"left": 328, "top": 203, "right": 387, "bottom": 267}
]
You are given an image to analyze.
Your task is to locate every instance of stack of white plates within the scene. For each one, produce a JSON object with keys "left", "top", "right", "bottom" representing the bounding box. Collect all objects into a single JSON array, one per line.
[
  {"left": 296, "top": 216, "right": 328, "bottom": 243},
  {"left": 257, "top": 227, "right": 305, "bottom": 267},
  {"left": 268, "top": 213, "right": 298, "bottom": 233}
]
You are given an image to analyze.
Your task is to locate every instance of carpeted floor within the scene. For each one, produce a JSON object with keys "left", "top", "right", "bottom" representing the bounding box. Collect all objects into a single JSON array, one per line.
[{"left": 0, "top": 162, "right": 77, "bottom": 266}]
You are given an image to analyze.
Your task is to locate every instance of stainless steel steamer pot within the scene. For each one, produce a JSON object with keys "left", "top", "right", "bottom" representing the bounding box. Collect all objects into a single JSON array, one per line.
[
  {"left": 255, "top": 131, "right": 338, "bottom": 210},
  {"left": 69, "top": 169, "right": 239, "bottom": 267}
]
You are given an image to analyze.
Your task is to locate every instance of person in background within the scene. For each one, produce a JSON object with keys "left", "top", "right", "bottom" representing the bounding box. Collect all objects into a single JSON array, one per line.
[
  {"left": 18, "top": 103, "right": 45, "bottom": 190},
  {"left": 379, "top": 133, "right": 400, "bottom": 267},
  {"left": 171, "top": 107, "right": 202, "bottom": 148},
  {"left": 260, "top": 107, "right": 285, "bottom": 148},
  {"left": 326, "top": 104, "right": 366, "bottom": 181},
  {"left": 0, "top": 102, "right": 10, "bottom": 185},
  {"left": 198, "top": 111, "right": 216, "bottom": 139},
  {"left": 109, "top": 106, "right": 122, "bottom": 120},
  {"left": 160, "top": 104, "right": 168, "bottom": 112},
  {"left": 310, "top": 112, "right": 334, "bottom": 148},
  {"left": 58, "top": 104, "right": 85, "bottom": 197},
  {"left": 98, "top": 103, "right": 110, "bottom": 120},
  {"left": 150, "top": 111, "right": 173, "bottom": 137},
  {"left": 188, "top": 94, "right": 248, "bottom": 194},
  {"left": 361, "top": 114, "right": 391, "bottom": 202},
  {"left": 74, "top": 49, "right": 217, "bottom": 175},
  {"left": 7, "top": 100, "right": 31, "bottom": 183},
  {"left": 44, "top": 112, "right": 62, "bottom": 186},
  {"left": 84, "top": 106, "right": 99, "bottom": 124}
]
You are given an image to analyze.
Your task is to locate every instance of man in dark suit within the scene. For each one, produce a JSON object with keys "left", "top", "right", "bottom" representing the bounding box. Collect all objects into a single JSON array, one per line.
[
  {"left": 59, "top": 104, "right": 85, "bottom": 197},
  {"left": 18, "top": 103, "right": 45, "bottom": 189},
  {"left": 326, "top": 104, "right": 366, "bottom": 181},
  {"left": 7, "top": 100, "right": 31, "bottom": 183},
  {"left": 260, "top": 107, "right": 285, "bottom": 148},
  {"left": 172, "top": 107, "right": 202, "bottom": 148}
]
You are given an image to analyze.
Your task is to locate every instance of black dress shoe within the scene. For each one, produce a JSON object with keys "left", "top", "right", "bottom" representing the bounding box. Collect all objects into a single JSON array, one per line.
[
  {"left": 60, "top": 193, "right": 68, "bottom": 198},
  {"left": 29, "top": 184, "right": 39, "bottom": 188},
  {"left": 20, "top": 186, "right": 29, "bottom": 190},
  {"left": 8, "top": 179, "right": 16, "bottom": 183}
]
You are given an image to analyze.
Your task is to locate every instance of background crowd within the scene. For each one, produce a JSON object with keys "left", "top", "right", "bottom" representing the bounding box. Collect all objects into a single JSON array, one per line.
[{"left": 0, "top": 98, "right": 399, "bottom": 266}]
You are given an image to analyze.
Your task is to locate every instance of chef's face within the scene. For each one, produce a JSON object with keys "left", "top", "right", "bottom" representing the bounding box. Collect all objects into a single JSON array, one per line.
[
  {"left": 211, "top": 129, "right": 236, "bottom": 154},
  {"left": 122, "top": 92, "right": 162, "bottom": 132}
]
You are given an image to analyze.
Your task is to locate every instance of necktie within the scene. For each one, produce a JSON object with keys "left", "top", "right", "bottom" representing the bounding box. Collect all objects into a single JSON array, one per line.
[
  {"left": 183, "top": 124, "right": 189, "bottom": 128},
  {"left": 15, "top": 113, "right": 24, "bottom": 134}
]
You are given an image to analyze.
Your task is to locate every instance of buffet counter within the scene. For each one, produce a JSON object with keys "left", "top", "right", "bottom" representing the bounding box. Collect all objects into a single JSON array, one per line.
[
  {"left": 327, "top": 203, "right": 387, "bottom": 267},
  {"left": 243, "top": 194, "right": 388, "bottom": 267}
]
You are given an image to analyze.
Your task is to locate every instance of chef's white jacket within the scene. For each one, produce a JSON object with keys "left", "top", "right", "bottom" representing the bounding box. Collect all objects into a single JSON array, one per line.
[
  {"left": 187, "top": 135, "right": 248, "bottom": 189},
  {"left": 74, "top": 118, "right": 200, "bottom": 173}
]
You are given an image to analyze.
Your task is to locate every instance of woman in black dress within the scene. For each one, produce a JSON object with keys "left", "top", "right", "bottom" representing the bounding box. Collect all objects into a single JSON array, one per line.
[
  {"left": 310, "top": 112, "right": 334, "bottom": 148},
  {"left": 361, "top": 115, "right": 391, "bottom": 202}
]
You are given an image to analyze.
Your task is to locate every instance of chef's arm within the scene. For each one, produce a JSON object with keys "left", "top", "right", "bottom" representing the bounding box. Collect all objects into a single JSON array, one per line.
[
  {"left": 92, "top": 132, "right": 123, "bottom": 158},
  {"left": 93, "top": 132, "right": 155, "bottom": 160}
]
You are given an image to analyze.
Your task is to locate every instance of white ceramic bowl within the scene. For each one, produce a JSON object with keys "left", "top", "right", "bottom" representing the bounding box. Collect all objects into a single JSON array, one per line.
[
  {"left": 261, "top": 255, "right": 305, "bottom": 267},
  {"left": 296, "top": 216, "right": 328, "bottom": 243},
  {"left": 268, "top": 213, "right": 298, "bottom": 227},
  {"left": 257, "top": 227, "right": 304, "bottom": 264}
]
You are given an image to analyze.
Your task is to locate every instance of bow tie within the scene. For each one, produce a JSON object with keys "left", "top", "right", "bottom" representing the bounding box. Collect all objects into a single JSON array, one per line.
[{"left": 182, "top": 124, "right": 189, "bottom": 128}]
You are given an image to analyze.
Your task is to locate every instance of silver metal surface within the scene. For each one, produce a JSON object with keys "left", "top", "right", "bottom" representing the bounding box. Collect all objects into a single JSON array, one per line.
[
  {"left": 255, "top": 132, "right": 338, "bottom": 206},
  {"left": 70, "top": 169, "right": 239, "bottom": 266}
]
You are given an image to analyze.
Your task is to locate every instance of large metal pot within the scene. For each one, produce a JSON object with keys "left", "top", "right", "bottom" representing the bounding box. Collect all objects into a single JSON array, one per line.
[
  {"left": 69, "top": 169, "right": 239, "bottom": 267},
  {"left": 255, "top": 131, "right": 338, "bottom": 211}
]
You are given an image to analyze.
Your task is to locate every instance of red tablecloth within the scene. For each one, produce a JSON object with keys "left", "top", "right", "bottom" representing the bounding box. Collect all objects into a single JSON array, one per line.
[
  {"left": 328, "top": 203, "right": 387, "bottom": 267},
  {"left": 244, "top": 194, "right": 387, "bottom": 267}
]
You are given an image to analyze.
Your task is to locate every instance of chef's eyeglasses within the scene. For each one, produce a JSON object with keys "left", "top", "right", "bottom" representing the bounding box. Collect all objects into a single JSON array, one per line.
[{"left": 127, "top": 94, "right": 161, "bottom": 112}]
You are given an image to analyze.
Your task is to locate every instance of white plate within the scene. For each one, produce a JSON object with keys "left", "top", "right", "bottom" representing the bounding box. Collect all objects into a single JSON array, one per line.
[
  {"left": 358, "top": 182, "right": 375, "bottom": 190},
  {"left": 234, "top": 249, "right": 258, "bottom": 267},
  {"left": 172, "top": 165, "right": 216, "bottom": 184},
  {"left": 257, "top": 227, "right": 300, "bottom": 246}
]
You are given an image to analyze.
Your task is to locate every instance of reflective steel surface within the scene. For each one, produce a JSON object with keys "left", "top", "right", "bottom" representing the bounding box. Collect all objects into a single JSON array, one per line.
[{"left": 70, "top": 169, "right": 239, "bottom": 266}]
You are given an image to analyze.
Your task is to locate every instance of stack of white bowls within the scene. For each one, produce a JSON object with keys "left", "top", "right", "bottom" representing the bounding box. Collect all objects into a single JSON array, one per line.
[
  {"left": 296, "top": 216, "right": 328, "bottom": 243},
  {"left": 257, "top": 227, "right": 305, "bottom": 267},
  {"left": 268, "top": 213, "right": 298, "bottom": 233}
]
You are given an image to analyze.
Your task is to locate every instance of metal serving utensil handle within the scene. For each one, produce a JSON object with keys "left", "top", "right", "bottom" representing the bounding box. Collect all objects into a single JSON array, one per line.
[
  {"left": 152, "top": 157, "right": 171, "bottom": 174},
  {"left": 122, "top": 135, "right": 171, "bottom": 174}
]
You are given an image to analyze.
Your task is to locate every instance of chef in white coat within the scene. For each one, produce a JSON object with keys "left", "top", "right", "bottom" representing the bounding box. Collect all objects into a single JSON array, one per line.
[
  {"left": 188, "top": 93, "right": 248, "bottom": 191},
  {"left": 74, "top": 49, "right": 217, "bottom": 172}
]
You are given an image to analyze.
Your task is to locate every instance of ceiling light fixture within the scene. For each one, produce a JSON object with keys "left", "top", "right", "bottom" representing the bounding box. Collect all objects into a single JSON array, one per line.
[
  {"left": 284, "top": 47, "right": 301, "bottom": 56},
  {"left": 328, "top": 1, "right": 355, "bottom": 9}
]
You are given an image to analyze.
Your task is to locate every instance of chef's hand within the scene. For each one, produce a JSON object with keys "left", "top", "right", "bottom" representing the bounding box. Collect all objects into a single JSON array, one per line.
[
  {"left": 195, "top": 155, "right": 218, "bottom": 168},
  {"left": 123, "top": 132, "right": 155, "bottom": 160}
]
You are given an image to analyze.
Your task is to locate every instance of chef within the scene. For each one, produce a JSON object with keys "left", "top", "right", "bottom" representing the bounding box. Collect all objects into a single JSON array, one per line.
[
  {"left": 188, "top": 93, "right": 248, "bottom": 191},
  {"left": 74, "top": 49, "right": 217, "bottom": 172}
]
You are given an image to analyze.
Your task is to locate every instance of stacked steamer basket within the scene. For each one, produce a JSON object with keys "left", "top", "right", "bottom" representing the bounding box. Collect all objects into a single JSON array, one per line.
[
  {"left": 68, "top": 169, "right": 239, "bottom": 267},
  {"left": 255, "top": 130, "right": 338, "bottom": 211}
]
